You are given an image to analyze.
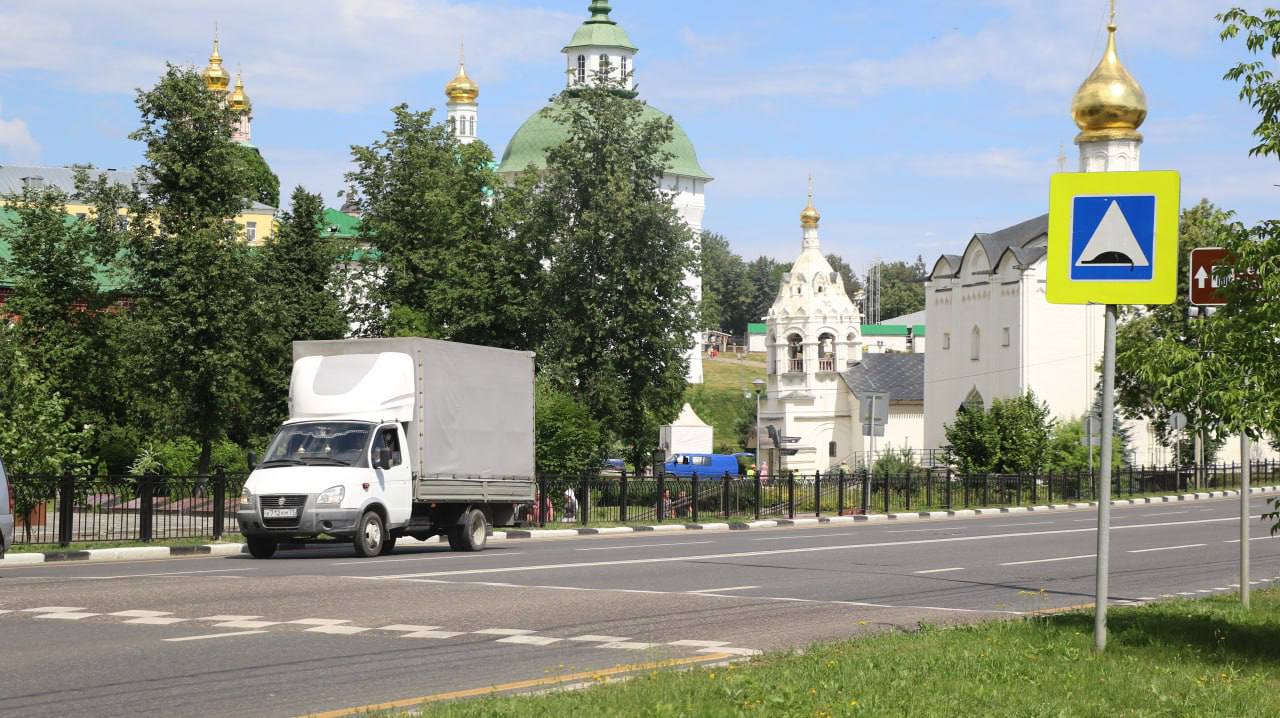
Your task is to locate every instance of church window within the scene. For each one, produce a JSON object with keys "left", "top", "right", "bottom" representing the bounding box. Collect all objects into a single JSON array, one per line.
[
  {"left": 577, "top": 55, "right": 586, "bottom": 84},
  {"left": 620, "top": 55, "right": 629, "bottom": 81},
  {"left": 962, "top": 388, "right": 984, "bottom": 413},
  {"left": 599, "top": 54, "right": 610, "bottom": 76},
  {"left": 818, "top": 333, "right": 835, "bottom": 372},
  {"left": 970, "top": 326, "right": 980, "bottom": 361},
  {"left": 1002, "top": 327, "right": 1011, "bottom": 347},
  {"left": 787, "top": 334, "right": 804, "bottom": 373}
]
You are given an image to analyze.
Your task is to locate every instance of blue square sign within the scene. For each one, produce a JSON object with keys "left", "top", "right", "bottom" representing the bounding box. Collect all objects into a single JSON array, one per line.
[{"left": 1069, "top": 195, "right": 1156, "bottom": 282}]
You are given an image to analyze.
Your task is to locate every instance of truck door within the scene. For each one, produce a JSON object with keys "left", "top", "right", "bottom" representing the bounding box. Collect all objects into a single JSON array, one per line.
[{"left": 372, "top": 425, "right": 412, "bottom": 527}]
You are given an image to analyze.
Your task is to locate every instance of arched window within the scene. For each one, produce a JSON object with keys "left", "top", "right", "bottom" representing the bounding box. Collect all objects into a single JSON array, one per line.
[
  {"left": 787, "top": 334, "right": 804, "bottom": 373},
  {"left": 577, "top": 55, "right": 586, "bottom": 84},
  {"left": 469, "top": 116, "right": 475, "bottom": 135},
  {"left": 818, "top": 333, "right": 835, "bottom": 372},
  {"left": 599, "top": 54, "right": 611, "bottom": 78},
  {"left": 620, "top": 55, "right": 629, "bottom": 82},
  {"left": 970, "top": 325, "right": 981, "bottom": 361},
  {"left": 961, "top": 387, "right": 985, "bottom": 415}
]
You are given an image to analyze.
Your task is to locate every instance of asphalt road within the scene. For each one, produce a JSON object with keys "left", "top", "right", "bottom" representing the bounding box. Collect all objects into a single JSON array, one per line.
[{"left": 2, "top": 495, "right": 1278, "bottom": 717}]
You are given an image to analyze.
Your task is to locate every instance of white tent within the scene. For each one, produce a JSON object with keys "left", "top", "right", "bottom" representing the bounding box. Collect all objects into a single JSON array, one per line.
[{"left": 659, "top": 403, "right": 714, "bottom": 455}]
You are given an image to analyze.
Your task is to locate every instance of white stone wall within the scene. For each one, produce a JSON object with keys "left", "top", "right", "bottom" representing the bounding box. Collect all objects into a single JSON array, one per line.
[
  {"left": 448, "top": 101, "right": 478, "bottom": 145},
  {"left": 565, "top": 46, "right": 636, "bottom": 90},
  {"left": 665, "top": 172, "right": 707, "bottom": 384}
]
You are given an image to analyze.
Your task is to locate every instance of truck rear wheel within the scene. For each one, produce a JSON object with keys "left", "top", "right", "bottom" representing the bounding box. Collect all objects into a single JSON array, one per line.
[
  {"left": 247, "top": 537, "right": 277, "bottom": 559},
  {"left": 447, "top": 509, "right": 487, "bottom": 552},
  {"left": 353, "top": 511, "right": 385, "bottom": 557}
]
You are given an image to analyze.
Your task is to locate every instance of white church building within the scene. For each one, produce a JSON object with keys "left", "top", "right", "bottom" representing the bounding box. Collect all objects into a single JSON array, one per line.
[{"left": 448, "top": 0, "right": 713, "bottom": 384}]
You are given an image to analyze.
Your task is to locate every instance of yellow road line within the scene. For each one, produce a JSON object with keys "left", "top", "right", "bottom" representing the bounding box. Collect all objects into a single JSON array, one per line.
[{"left": 299, "top": 652, "right": 736, "bottom": 718}]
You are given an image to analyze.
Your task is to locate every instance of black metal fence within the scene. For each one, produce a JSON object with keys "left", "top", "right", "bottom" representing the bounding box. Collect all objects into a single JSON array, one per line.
[
  {"left": 7, "top": 461, "right": 1276, "bottom": 546},
  {"left": 7, "top": 470, "right": 246, "bottom": 547}
]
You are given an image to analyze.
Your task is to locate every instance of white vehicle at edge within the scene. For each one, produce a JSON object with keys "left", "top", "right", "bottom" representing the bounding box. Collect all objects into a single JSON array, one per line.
[{"left": 237, "top": 338, "right": 535, "bottom": 559}]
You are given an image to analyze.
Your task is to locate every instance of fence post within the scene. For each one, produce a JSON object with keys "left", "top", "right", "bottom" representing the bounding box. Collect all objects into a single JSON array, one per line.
[
  {"left": 139, "top": 477, "right": 155, "bottom": 542},
  {"left": 58, "top": 470, "right": 75, "bottom": 547},
  {"left": 691, "top": 472, "right": 700, "bottom": 524},
  {"left": 815, "top": 471, "right": 822, "bottom": 518},
  {"left": 619, "top": 470, "right": 629, "bottom": 524},
  {"left": 861, "top": 469, "right": 871, "bottom": 515},
  {"left": 905, "top": 470, "right": 913, "bottom": 512},
  {"left": 579, "top": 475, "right": 589, "bottom": 526},
  {"left": 754, "top": 470, "right": 762, "bottom": 520},
  {"left": 983, "top": 474, "right": 990, "bottom": 507},
  {"left": 946, "top": 466, "right": 953, "bottom": 511},
  {"left": 213, "top": 468, "right": 226, "bottom": 541},
  {"left": 538, "top": 476, "right": 548, "bottom": 528},
  {"left": 723, "top": 472, "right": 732, "bottom": 520},
  {"left": 657, "top": 472, "right": 667, "bottom": 522},
  {"left": 884, "top": 472, "right": 891, "bottom": 514},
  {"left": 1031, "top": 471, "right": 1038, "bottom": 505},
  {"left": 787, "top": 471, "right": 795, "bottom": 519},
  {"left": 837, "top": 470, "right": 846, "bottom": 517}
]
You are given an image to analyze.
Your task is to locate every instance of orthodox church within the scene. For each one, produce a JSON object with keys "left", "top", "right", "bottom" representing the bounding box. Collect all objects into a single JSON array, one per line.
[{"left": 439, "top": 1, "right": 714, "bottom": 384}]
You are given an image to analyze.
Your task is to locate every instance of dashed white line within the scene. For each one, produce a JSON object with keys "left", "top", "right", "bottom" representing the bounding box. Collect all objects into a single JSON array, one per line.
[
  {"left": 34, "top": 612, "right": 99, "bottom": 620},
  {"left": 1224, "top": 536, "right": 1279, "bottom": 544},
  {"left": 576, "top": 541, "right": 712, "bottom": 551},
  {"left": 331, "top": 552, "right": 523, "bottom": 566},
  {"left": 196, "top": 615, "right": 261, "bottom": 622},
  {"left": 401, "top": 630, "right": 465, "bottom": 639},
  {"left": 286, "top": 619, "right": 352, "bottom": 626},
  {"left": 599, "top": 641, "right": 656, "bottom": 650},
  {"left": 22, "top": 606, "right": 85, "bottom": 613},
  {"left": 914, "top": 567, "right": 966, "bottom": 574},
  {"left": 569, "top": 635, "right": 632, "bottom": 642},
  {"left": 109, "top": 610, "right": 173, "bottom": 618},
  {"left": 497, "top": 635, "right": 561, "bottom": 646},
  {"left": 688, "top": 585, "right": 759, "bottom": 593},
  {"left": 669, "top": 640, "right": 730, "bottom": 648},
  {"left": 1127, "top": 543, "right": 1207, "bottom": 554},
  {"left": 473, "top": 628, "right": 535, "bottom": 636},
  {"left": 378, "top": 624, "right": 439, "bottom": 632},
  {"left": 214, "top": 620, "right": 280, "bottom": 629},
  {"left": 165, "top": 630, "right": 268, "bottom": 642},
  {"left": 124, "top": 617, "right": 188, "bottom": 625},
  {"left": 1001, "top": 554, "right": 1095, "bottom": 566},
  {"left": 306, "top": 625, "right": 371, "bottom": 635}
]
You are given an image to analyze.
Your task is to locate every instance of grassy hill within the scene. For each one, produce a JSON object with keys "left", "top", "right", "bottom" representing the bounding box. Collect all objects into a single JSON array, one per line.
[{"left": 683, "top": 353, "right": 766, "bottom": 454}]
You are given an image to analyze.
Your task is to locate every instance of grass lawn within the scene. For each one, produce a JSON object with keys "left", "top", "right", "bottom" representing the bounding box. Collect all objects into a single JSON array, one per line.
[
  {"left": 684, "top": 355, "right": 767, "bottom": 455},
  {"left": 383, "top": 589, "right": 1280, "bottom": 717}
]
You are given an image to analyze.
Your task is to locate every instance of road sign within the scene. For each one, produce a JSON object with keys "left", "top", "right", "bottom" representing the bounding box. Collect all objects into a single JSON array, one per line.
[
  {"left": 1047, "top": 171, "right": 1180, "bottom": 305},
  {"left": 861, "top": 423, "right": 885, "bottom": 437},
  {"left": 1169, "top": 412, "right": 1187, "bottom": 431},
  {"left": 859, "top": 392, "right": 889, "bottom": 424},
  {"left": 1189, "top": 247, "right": 1260, "bottom": 306}
]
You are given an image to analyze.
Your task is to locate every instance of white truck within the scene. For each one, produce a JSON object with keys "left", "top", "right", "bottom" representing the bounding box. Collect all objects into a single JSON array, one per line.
[{"left": 237, "top": 338, "right": 535, "bottom": 558}]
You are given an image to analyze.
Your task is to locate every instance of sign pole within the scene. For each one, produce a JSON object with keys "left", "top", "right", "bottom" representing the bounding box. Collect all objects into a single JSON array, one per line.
[
  {"left": 1241, "top": 432, "right": 1251, "bottom": 609},
  {"left": 1094, "top": 303, "right": 1117, "bottom": 652}
]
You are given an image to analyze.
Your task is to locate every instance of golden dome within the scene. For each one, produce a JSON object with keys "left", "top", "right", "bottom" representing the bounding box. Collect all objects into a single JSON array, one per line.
[
  {"left": 1071, "top": 18, "right": 1147, "bottom": 143},
  {"left": 800, "top": 178, "right": 820, "bottom": 229},
  {"left": 445, "top": 62, "right": 479, "bottom": 103},
  {"left": 202, "top": 38, "right": 230, "bottom": 95},
  {"left": 228, "top": 71, "right": 250, "bottom": 113}
]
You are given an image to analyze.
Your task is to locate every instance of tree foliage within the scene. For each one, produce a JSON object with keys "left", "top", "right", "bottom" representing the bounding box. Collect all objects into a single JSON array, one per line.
[
  {"left": 944, "top": 391, "right": 1053, "bottom": 474},
  {"left": 235, "top": 144, "right": 280, "bottom": 208},
  {"left": 535, "top": 381, "right": 603, "bottom": 476},
  {"left": 699, "top": 231, "right": 752, "bottom": 335},
  {"left": 874, "top": 256, "right": 927, "bottom": 321}
]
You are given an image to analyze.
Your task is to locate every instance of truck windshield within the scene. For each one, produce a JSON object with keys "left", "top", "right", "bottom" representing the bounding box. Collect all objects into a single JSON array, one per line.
[{"left": 260, "top": 422, "right": 372, "bottom": 468}]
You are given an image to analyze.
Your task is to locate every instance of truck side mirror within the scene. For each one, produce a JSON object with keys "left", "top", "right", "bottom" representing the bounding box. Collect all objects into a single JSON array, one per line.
[
  {"left": 378, "top": 446, "right": 393, "bottom": 470},
  {"left": 247, "top": 451, "right": 258, "bottom": 470}
]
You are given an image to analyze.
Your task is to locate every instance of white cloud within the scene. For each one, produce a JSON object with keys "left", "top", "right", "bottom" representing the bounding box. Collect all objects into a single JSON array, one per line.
[
  {"left": 0, "top": 101, "right": 41, "bottom": 162},
  {"left": 0, "top": 0, "right": 574, "bottom": 111}
]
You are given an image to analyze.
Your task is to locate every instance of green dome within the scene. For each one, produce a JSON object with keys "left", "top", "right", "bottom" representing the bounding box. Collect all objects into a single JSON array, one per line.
[
  {"left": 497, "top": 102, "right": 713, "bottom": 181},
  {"left": 564, "top": 1, "right": 637, "bottom": 51}
]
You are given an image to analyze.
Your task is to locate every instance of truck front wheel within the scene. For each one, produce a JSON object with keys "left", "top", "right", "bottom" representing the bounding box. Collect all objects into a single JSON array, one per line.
[
  {"left": 353, "top": 511, "right": 385, "bottom": 557},
  {"left": 247, "top": 537, "right": 277, "bottom": 559},
  {"left": 447, "top": 509, "right": 487, "bottom": 552}
]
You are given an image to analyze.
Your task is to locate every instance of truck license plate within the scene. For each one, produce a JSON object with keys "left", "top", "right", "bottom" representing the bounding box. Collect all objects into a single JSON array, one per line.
[{"left": 263, "top": 508, "right": 298, "bottom": 519}]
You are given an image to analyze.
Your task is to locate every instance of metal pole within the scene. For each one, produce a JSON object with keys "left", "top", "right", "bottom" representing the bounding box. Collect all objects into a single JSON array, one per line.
[
  {"left": 754, "top": 391, "right": 761, "bottom": 487},
  {"left": 1087, "top": 416, "right": 1093, "bottom": 483},
  {"left": 1241, "top": 433, "right": 1251, "bottom": 609},
  {"left": 1094, "top": 304, "right": 1117, "bottom": 652}
]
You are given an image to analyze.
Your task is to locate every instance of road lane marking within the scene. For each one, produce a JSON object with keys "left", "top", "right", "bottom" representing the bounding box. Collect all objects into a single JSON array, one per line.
[
  {"left": 474, "top": 628, "right": 535, "bottom": 636},
  {"left": 1001, "top": 554, "right": 1095, "bottom": 566},
  {"left": 125, "top": 617, "right": 188, "bottom": 625},
  {"left": 496, "top": 634, "right": 561, "bottom": 646},
  {"left": 109, "top": 610, "right": 173, "bottom": 618},
  {"left": 286, "top": 619, "right": 352, "bottom": 626},
  {"left": 599, "top": 641, "right": 656, "bottom": 650},
  {"left": 1225, "top": 536, "right": 1279, "bottom": 544},
  {"left": 914, "top": 567, "right": 965, "bottom": 574},
  {"left": 1143, "top": 511, "right": 1189, "bottom": 517},
  {"left": 569, "top": 635, "right": 632, "bottom": 642},
  {"left": 215, "top": 620, "right": 280, "bottom": 629},
  {"left": 378, "top": 515, "right": 1257, "bottom": 581},
  {"left": 688, "top": 585, "right": 759, "bottom": 593},
  {"left": 165, "top": 630, "right": 268, "bottom": 642},
  {"left": 22, "top": 606, "right": 85, "bottom": 612},
  {"left": 303, "top": 652, "right": 737, "bottom": 718},
  {"left": 74, "top": 568, "right": 255, "bottom": 580},
  {"left": 1127, "top": 543, "right": 1207, "bottom": 554},
  {"left": 670, "top": 639, "right": 730, "bottom": 648},
  {"left": 377, "top": 624, "right": 439, "bottom": 632},
  {"left": 330, "top": 552, "right": 523, "bottom": 566},
  {"left": 707, "top": 646, "right": 761, "bottom": 656},
  {"left": 576, "top": 541, "right": 713, "bottom": 551},
  {"left": 753, "top": 532, "right": 859, "bottom": 541},
  {"left": 306, "top": 625, "right": 371, "bottom": 635},
  {"left": 197, "top": 614, "right": 261, "bottom": 621},
  {"left": 885, "top": 528, "right": 965, "bottom": 534},
  {"left": 401, "top": 630, "right": 465, "bottom": 638}
]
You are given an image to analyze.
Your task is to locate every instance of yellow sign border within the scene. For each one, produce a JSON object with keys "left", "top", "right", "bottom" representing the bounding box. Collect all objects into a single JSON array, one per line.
[{"left": 1047, "top": 170, "right": 1180, "bottom": 305}]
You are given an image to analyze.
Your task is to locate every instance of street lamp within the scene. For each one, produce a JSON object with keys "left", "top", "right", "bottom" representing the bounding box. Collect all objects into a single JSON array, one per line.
[{"left": 743, "top": 379, "right": 766, "bottom": 479}]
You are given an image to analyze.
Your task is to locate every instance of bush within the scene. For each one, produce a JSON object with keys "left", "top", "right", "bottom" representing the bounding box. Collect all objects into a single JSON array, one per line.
[{"left": 536, "top": 380, "right": 603, "bottom": 476}]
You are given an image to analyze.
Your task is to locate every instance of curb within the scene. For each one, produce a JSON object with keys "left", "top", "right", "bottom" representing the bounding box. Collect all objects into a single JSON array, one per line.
[{"left": 4, "top": 485, "right": 1276, "bottom": 567}]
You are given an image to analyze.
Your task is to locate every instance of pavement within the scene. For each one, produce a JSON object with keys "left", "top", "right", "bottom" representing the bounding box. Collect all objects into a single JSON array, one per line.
[{"left": 1, "top": 493, "right": 1277, "bottom": 718}]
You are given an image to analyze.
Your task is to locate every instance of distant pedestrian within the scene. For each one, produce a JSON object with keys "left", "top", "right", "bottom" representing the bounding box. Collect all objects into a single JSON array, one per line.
[
  {"left": 562, "top": 488, "right": 578, "bottom": 523},
  {"left": 675, "top": 490, "right": 689, "bottom": 518},
  {"left": 661, "top": 488, "right": 673, "bottom": 519}
]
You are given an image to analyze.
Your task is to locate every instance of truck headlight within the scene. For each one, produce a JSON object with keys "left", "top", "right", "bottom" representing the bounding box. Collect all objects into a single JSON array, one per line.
[
  {"left": 239, "top": 487, "right": 254, "bottom": 508},
  {"left": 316, "top": 485, "right": 345, "bottom": 507}
]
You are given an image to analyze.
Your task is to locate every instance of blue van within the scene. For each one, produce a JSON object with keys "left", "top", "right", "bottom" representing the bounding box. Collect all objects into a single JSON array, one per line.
[{"left": 663, "top": 453, "right": 740, "bottom": 479}]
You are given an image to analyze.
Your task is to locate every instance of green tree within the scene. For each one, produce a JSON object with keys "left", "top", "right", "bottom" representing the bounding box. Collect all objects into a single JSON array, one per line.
[
  {"left": 0, "top": 181, "right": 119, "bottom": 433},
  {"left": 241, "top": 186, "right": 348, "bottom": 437},
  {"left": 535, "top": 381, "right": 603, "bottom": 476},
  {"left": 346, "top": 105, "right": 521, "bottom": 346},
  {"left": 875, "top": 256, "right": 927, "bottom": 320},
  {"left": 825, "top": 253, "right": 864, "bottom": 303},
  {"left": 699, "top": 231, "right": 751, "bottom": 334},
  {"left": 529, "top": 77, "right": 698, "bottom": 470},
  {"left": 235, "top": 145, "right": 280, "bottom": 208},
  {"left": 104, "top": 65, "right": 257, "bottom": 473},
  {"left": 744, "top": 256, "right": 787, "bottom": 327},
  {"left": 1116, "top": 200, "right": 1235, "bottom": 454},
  {"left": 989, "top": 392, "right": 1053, "bottom": 474},
  {"left": 944, "top": 403, "right": 1000, "bottom": 474}
]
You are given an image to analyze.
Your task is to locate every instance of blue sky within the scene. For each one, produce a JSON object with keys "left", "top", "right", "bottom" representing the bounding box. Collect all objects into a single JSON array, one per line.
[{"left": 0, "top": 0, "right": 1275, "bottom": 273}]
